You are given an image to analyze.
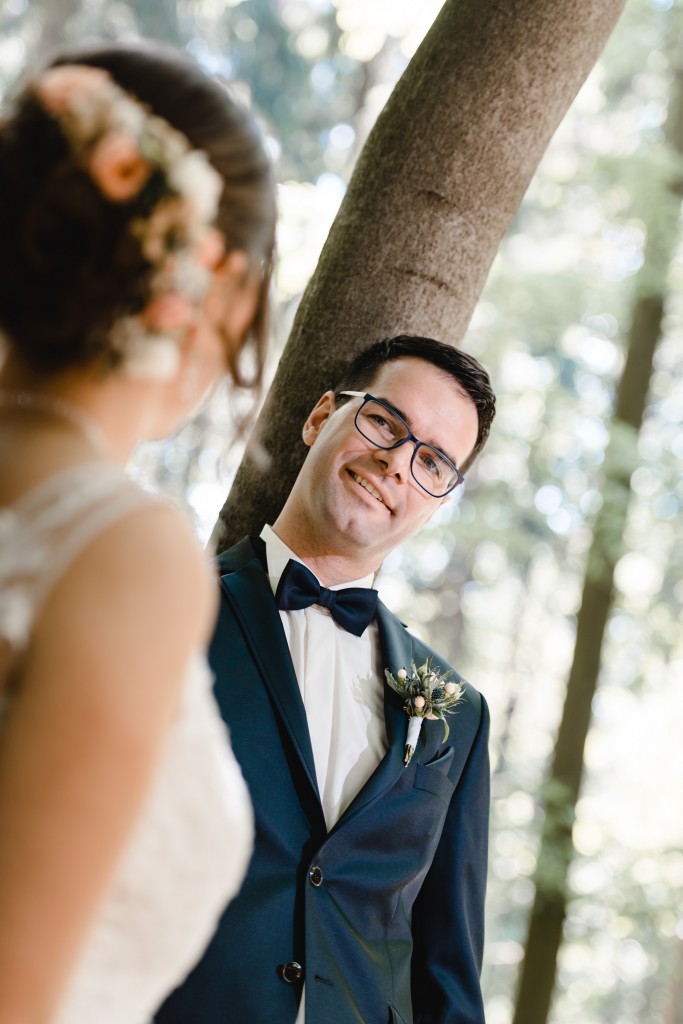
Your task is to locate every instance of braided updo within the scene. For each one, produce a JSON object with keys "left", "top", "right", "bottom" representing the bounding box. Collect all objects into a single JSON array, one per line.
[{"left": 0, "top": 42, "right": 276, "bottom": 380}]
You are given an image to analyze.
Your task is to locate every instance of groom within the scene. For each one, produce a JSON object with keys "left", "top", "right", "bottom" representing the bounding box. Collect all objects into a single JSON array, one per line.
[{"left": 156, "top": 335, "right": 496, "bottom": 1024}]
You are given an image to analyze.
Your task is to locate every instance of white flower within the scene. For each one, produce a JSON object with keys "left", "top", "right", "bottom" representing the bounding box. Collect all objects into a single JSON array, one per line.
[
  {"left": 0, "top": 508, "right": 18, "bottom": 543},
  {"left": 0, "top": 588, "right": 34, "bottom": 646},
  {"left": 111, "top": 321, "right": 182, "bottom": 381},
  {"left": 114, "top": 97, "right": 147, "bottom": 138},
  {"left": 170, "top": 150, "right": 223, "bottom": 223},
  {"left": 148, "top": 115, "right": 187, "bottom": 164},
  {"left": 124, "top": 336, "right": 182, "bottom": 380},
  {"left": 163, "top": 255, "right": 212, "bottom": 301}
]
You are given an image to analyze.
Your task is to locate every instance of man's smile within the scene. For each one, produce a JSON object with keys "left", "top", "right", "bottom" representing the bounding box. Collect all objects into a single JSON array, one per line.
[{"left": 348, "top": 470, "right": 391, "bottom": 510}]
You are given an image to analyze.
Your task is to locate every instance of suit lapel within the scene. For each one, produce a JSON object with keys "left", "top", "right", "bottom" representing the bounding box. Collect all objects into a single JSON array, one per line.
[
  {"left": 218, "top": 551, "right": 322, "bottom": 806},
  {"left": 330, "top": 600, "right": 415, "bottom": 831}
]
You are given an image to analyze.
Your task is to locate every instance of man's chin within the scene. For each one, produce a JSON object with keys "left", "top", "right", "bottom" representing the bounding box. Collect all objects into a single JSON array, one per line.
[{"left": 338, "top": 525, "right": 392, "bottom": 563}]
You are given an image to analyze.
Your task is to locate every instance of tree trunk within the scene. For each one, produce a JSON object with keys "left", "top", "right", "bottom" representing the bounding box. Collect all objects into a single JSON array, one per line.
[
  {"left": 663, "top": 938, "right": 683, "bottom": 1024},
  {"left": 511, "top": 68, "right": 683, "bottom": 1024},
  {"left": 212, "top": 0, "right": 626, "bottom": 550}
]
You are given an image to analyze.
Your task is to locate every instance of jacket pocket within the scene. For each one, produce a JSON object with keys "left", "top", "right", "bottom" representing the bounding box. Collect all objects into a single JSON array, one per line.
[{"left": 413, "top": 747, "right": 455, "bottom": 803}]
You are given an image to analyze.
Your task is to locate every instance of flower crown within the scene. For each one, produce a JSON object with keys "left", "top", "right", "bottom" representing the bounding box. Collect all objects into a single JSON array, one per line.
[{"left": 30, "top": 64, "right": 226, "bottom": 379}]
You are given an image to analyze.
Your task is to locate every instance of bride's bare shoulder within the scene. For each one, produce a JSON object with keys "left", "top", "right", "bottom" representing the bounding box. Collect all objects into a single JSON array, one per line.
[{"left": 27, "top": 496, "right": 218, "bottom": 721}]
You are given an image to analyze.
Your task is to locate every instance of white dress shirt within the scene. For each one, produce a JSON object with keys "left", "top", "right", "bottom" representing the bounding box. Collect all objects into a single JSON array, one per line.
[
  {"left": 261, "top": 525, "right": 387, "bottom": 830},
  {"left": 260, "top": 526, "right": 388, "bottom": 1024}
]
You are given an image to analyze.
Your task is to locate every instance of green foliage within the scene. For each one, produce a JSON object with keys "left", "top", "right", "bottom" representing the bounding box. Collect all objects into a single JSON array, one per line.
[{"left": 193, "top": 0, "right": 366, "bottom": 180}]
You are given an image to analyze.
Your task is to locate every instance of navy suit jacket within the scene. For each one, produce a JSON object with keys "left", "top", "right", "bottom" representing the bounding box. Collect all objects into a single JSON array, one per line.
[{"left": 155, "top": 537, "right": 489, "bottom": 1024}]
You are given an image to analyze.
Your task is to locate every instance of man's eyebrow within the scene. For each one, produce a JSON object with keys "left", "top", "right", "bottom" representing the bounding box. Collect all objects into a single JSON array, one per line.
[{"left": 374, "top": 395, "right": 459, "bottom": 467}]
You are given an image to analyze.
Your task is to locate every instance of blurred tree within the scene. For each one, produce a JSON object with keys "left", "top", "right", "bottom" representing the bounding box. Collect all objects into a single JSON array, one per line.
[
  {"left": 187, "top": 0, "right": 367, "bottom": 181},
  {"left": 510, "top": 62, "right": 683, "bottom": 1024},
  {"left": 664, "top": 939, "right": 683, "bottom": 1024},
  {"left": 32, "top": 0, "right": 81, "bottom": 63},
  {"left": 126, "top": 0, "right": 182, "bottom": 45},
  {"left": 212, "top": 0, "right": 627, "bottom": 550}
]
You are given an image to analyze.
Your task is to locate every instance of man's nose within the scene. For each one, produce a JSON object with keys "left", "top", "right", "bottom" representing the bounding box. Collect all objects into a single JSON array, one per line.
[{"left": 372, "top": 441, "right": 412, "bottom": 481}]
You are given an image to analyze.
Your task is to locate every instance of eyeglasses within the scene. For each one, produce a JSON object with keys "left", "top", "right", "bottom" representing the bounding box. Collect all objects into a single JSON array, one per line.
[{"left": 339, "top": 391, "right": 464, "bottom": 498}]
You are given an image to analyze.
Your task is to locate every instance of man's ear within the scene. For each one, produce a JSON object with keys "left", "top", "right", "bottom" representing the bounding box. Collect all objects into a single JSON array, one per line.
[{"left": 302, "top": 391, "right": 336, "bottom": 447}]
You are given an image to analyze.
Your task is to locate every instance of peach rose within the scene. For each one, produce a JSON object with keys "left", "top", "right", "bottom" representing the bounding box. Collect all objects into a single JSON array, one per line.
[
  {"left": 142, "top": 293, "right": 195, "bottom": 333},
  {"left": 35, "top": 65, "right": 110, "bottom": 116},
  {"left": 88, "top": 130, "right": 151, "bottom": 202},
  {"left": 413, "top": 695, "right": 426, "bottom": 710}
]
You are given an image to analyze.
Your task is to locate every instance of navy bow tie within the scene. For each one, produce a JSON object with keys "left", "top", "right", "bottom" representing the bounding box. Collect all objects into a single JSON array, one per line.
[{"left": 275, "top": 559, "right": 378, "bottom": 637}]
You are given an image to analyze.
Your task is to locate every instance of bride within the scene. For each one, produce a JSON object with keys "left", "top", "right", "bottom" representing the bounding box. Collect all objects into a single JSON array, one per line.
[{"left": 0, "top": 43, "right": 275, "bottom": 1024}]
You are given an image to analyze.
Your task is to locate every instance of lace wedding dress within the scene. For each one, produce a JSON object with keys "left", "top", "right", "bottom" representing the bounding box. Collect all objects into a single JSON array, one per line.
[{"left": 0, "top": 462, "right": 254, "bottom": 1024}]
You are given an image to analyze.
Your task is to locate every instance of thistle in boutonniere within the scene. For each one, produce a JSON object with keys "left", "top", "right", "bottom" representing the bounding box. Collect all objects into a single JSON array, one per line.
[{"left": 385, "top": 658, "right": 465, "bottom": 767}]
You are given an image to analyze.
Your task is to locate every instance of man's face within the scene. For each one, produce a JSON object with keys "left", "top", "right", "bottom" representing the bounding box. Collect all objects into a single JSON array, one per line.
[{"left": 293, "top": 357, "right": 479, "bottom": 569}]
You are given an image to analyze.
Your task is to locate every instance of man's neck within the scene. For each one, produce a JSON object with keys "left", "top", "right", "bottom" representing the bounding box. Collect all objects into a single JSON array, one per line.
[{"left": 269, "top": 521, "right": 378, "bottom": 587}]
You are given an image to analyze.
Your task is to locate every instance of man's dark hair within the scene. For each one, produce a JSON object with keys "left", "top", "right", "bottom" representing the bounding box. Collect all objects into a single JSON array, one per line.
[{"left": 334, "top": 335, "right": 496, "bottom": 472}]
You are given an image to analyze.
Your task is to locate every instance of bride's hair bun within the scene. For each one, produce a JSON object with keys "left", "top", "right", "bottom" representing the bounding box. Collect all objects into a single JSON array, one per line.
[
  {"left": 0, "top": 92, "right": 151, "bottom": 370},
  {"left": 0, "top": 43, "right": 275, "bottom": 379}
]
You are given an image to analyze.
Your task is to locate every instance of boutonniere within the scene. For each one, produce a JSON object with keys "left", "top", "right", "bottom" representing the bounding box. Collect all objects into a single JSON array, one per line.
[{"left": 385, "top": 658, "right": 465, "bottom": 766}]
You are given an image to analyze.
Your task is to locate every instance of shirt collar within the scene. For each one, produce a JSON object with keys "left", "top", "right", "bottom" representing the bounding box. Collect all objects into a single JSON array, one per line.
[{"left": 260, "top": 524, "right": 375, "bottom": 598}]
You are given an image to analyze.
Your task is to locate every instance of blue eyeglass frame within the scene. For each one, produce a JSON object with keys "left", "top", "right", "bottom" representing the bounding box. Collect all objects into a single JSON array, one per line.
[{"left": 338, "top": 391, "right": 465, "bottom": 497}]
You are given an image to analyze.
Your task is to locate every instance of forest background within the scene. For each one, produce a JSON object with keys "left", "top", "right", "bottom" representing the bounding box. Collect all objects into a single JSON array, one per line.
[{"left": 1, "top": 1, "right": 681, "bottom": 1022}]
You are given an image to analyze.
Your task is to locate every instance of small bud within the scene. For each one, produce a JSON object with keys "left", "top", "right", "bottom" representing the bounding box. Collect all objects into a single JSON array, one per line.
[
  {"left": 445, "top": 682, "right": 457, "bottom": 695},
  {"left": 397, "top": 668, "right": 407, "bottom": 680}
]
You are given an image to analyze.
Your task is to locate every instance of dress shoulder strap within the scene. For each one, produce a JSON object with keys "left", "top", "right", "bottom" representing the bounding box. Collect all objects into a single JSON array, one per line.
[{"left": 0, "top": 462, "right": 163, "bottom": 654}]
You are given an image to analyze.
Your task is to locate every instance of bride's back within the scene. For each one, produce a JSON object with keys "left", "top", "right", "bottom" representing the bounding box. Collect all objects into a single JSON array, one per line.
[{"left": 0, "top": 42, "right": 275, "bottom": 1024}]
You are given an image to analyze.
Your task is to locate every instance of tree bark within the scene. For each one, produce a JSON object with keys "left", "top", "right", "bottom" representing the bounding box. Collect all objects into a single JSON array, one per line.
[
  {"left": 511, "top": 68, "right": 683, "bottom": 1024},
  {"left": 663, "top": 938, "right": 683, "bottom": 1024},
  {"left": 213, "top": 0, "right": 627, "bottom": 550}
]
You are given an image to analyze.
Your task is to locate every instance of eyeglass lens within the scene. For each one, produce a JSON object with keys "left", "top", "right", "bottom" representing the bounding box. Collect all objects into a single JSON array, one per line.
[{"left": 355, "top": 400, "right": 458, "bottom": 496}]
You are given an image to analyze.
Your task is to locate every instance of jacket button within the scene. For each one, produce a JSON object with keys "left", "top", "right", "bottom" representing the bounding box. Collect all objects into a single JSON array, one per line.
[
  {"left": 309, "top": 865, "right": 324, "bottom": 887},
  {"left": 278, "top": 961, "right": 303, "bottom": 984}
]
